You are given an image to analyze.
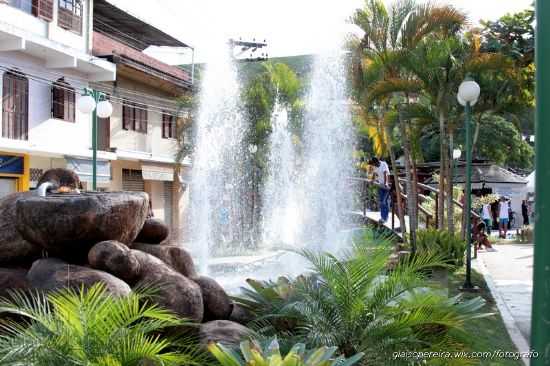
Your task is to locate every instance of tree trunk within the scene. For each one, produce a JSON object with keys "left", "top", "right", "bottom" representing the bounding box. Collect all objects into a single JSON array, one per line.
[
  {"left": 447, "top": 130, "right": 455, "bottom": 233},
  {"left": 411, "top": 149, "right": 420, "bottom": 230},
  {"left": 438, "top": 109, "right": 447, "bottom": 230},
  {"left": 384, "top": 124, "right": 407, "bottom": 239},
  {"left": 398, "top": 108, "right": 416, "bottom": 251}
]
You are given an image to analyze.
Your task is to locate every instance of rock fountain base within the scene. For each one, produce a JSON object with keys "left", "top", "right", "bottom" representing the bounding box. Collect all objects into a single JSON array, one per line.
[{"left": 0, "top": 169, "right": 250, "bottom": 345}]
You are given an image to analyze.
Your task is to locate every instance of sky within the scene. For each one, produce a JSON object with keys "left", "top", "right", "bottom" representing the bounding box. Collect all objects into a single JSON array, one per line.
[{"left": 108, "top": 0, "right": 533, "bottom": 64}]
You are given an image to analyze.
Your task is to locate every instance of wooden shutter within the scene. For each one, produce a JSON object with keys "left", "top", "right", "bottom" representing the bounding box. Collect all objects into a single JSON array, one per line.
[
  {"left": 170, "top": 116, "right": 176, "bottom": 138},
  {"left": 122, "top": 102, "right": 132, "bottom": 130},
  {"left": 52, "top": 84, "right": 64, "bottom": 120},
  {"left": 137, "top": 105, "right": 147, "bottom": 133},
  {"left": 162, "top": 114, "right": 169, "bottom": 138},
  {"left": 58, "top": 1, "right": 82, "bottom": 34},
  {"left": 32, "top": 0, "right": 54, "bottom": 21},
  {"left": 2, "top": 72, "right": 28, "bottom": 140},
  {"left": 98, "top": 116, "right": 110, "bottom": 151},
  {"left": 52, "top": 80, "right": 75, "bottom": 122},
  {"left": 66, "top": 87, "right": 75, "bottom": 122}
]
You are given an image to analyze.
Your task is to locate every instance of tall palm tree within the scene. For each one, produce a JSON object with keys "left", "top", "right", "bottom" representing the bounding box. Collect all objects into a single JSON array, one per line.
[{"left": 350, "top": 0, "right": 466, "bottom": 238}]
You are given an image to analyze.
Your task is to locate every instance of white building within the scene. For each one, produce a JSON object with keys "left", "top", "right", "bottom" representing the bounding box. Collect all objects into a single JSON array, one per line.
[
  {"left": 0, "top": 0, "right": 194, "bottom": 240},
  {"left": 0, "top": 0, "right": 116, "bottom": 194}
]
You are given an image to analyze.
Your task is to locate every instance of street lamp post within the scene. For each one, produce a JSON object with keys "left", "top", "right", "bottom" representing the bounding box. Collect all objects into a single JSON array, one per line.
[
  {"left": 457, "top": 78, "right": 480, "bottom": 291},
  {"left": 77, "top": 89, "right": 113, "bottom": 191}
]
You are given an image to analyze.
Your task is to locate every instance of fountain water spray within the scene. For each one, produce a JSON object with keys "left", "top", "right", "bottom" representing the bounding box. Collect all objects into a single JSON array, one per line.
[
  {"left": 299, "top": 43, "right": 354, "bottom": 252},
  {"left": 262, "top": 101, "right": 303, "bottom": 248},
  {"left": 189, "top": 42, "right": 248, "bottom": 274}
]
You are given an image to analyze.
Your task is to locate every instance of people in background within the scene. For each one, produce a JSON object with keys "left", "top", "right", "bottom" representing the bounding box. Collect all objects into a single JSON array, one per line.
[
  {"left": 498, "top": 196, "right": 509, "bottom": 238},
  {"left": 481, "top": 203, "right": 492, "bottom": 235},
  {"left": 369, "top": 157, "right": 390, "bottom": 223},
  {"left": 522, "top": 199, "right": 530, "bottom": 226},
  {"left": 475, "top": 221, "right": 495, "bottom": 251}
]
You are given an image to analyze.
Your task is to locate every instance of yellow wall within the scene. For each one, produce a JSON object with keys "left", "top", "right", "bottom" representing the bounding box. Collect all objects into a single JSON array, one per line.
[{"left": 0, "top": 152, "right": 30, "bottom": 192}]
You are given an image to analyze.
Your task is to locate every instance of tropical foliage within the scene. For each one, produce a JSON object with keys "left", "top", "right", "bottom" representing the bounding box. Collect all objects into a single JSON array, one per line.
[
  {"left": 350, "top": 0, "right": 535, "bottom": 236},
  {"left": 209, "top": 338, "right": 363, "bottom": 366},
  {"left": 235, "top": 230, "right": 489, "bottom": 365},
  {"left": 416, "top": 229, "right": 467, "bottom": 267},
  {"left": 0, "top": 284, "right": 207, "bottom": 366}
]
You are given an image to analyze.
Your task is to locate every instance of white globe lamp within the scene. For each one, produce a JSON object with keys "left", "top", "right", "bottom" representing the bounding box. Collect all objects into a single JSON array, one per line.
[
  {"left": 248, "top": 144, "right": 258, "bottom": 154},
  {"left": 96, "top": 100, "right": 113, "bottom": 118},
  {"left": 453, "top": 148, "right": 462, "bottom": 160},
  {"left": 77, "top": 95, "right": 96, "bottom": 114},
  {"left": 458, "top": 80, "right": 480, "bottom": 106}
]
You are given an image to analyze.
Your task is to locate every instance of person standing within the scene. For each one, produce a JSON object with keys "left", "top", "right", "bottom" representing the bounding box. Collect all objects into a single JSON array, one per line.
[
  {"left": 369, "top": 157, "right": 390, "bottom": 223},
  {"left": 522, "top": 199, "right": 530, "bottom": 226},
  {"left": 498, "top": 196, "right": 509, "bottom": 238},
  {"left": 481, "top": 203, "right": 492, "bottom": 235}
]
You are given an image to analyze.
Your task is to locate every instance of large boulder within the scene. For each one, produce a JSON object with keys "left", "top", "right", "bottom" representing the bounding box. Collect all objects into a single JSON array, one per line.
[
  {"left": 192, "top": 276, "right": 233, "bottom": 321},
  {"left": 229, "top": 303, "right": 255, "bottom": 325},
  {"left": 88, "top": 241, "right": 140, "bottom": 283},
  {"left": 134, "top": 218, "right": 169, "bottom": 244},
  {"left": 0, "top": 192, "right": 42, "bottom": 266},
  {"left": 132, "top": 251, "right": 204, "bottom": 322},
  {"left": 37, "top": 168, "right": 81, "bottom": 190},
  {"left": 89, "top": 244, "right": 204, "bottom": 322},
  {"left": 27, "top": 258, "right": 131, "bottom": 297},
  {"left": 199, "top": 320, "right": 253, "bottom": 346},
  {"left": 16, "top": 192, "right": 149, "bottom": 259},
  {"left": 133, "top": 243, "right": 197, "bottom": 278},
  {"left": 0, "top": 268, "right": 30, "bottom": 299}
]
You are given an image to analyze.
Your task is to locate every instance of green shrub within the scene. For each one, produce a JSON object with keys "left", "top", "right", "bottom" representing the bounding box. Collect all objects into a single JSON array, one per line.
[
  {"left": 0, "top": 284, "right": 208, "bottom": 366},
  {"left": 416, "top": 229, "right": 467, "bottom": 267},
  {"left": 235, "top": 232, "right": 489, "bottom": 365},
  {"left": 208, "top": 338, "right": 363, "bottom": 366}
]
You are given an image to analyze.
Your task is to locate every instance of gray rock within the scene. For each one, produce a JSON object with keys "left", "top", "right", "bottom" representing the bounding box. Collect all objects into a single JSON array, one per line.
[
  {"left": 133, "top": 243, "right": 197, "bottom": 278},
  {"left": 134, "top": 218, "right": 169, "bottom": 244},
  {"left": 0, "top": 268, "right": 30, "bottom": 299},
  {"left": 199, "top": 320, "right": 253, "bottom": 346},
  {"left": 27, "top": 258, "right": 131, "bottom": 297},
  {"left": 0, "top": 192, "right": 42, "bottom": 266},
  {"left": 229, "top": 303, "right": 255, "bottom": 325},
  {"left": 131, "top": 251, "right": 204, "bottom": 322},
  {"left": 192, "top": 276, "right": 233, "bottom": 321},
  {"left": 88, "top": 241, "right": 141, "bottom": 283},
  {"left": 16, "top": 192, "right": 149, "bottom": 259}
]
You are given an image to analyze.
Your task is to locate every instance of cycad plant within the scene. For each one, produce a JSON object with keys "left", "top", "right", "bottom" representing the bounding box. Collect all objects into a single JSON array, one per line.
[
  {"left": 209, "top": 338, "right": 363, "bottom": 366},
  {"left": 236, "top": 231, "right": 489, "bottom": 365},
  {"left": 293, "top": 243, "right": 488, "bottom": 364},
  {"left": 0, "top": 284, "right": 208, "bottom": 366}
]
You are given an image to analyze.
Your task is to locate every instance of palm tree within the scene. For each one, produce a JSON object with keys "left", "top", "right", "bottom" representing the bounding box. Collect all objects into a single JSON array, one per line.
[
  {"left": 0, "top": 284, "right": 208, "bottom": 366},
  {"left": 350, "top": 0, "right": 467, "bottom": 239}
]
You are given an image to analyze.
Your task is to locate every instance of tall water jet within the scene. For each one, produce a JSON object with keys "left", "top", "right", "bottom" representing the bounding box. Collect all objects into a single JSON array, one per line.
[
  {"left": 262, "top": 101, "right": 302, "bottom": 248},
  {"left": 189, "top": 42, "right": 248, "bottom": 274},
  {"left": 299, "top": 43, "right": 354, "bottom": 252}
]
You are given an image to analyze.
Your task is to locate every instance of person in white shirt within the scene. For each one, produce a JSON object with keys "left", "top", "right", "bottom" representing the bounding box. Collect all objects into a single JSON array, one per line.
[
  {"left": 369, "top": 157, "right": 390, "bottom": 222},
  {"left": 498, "top": 196, "right": 509, "bottom": 238},
  {"left": 481, "top": 203, "right": 492, "bottom": 235}
]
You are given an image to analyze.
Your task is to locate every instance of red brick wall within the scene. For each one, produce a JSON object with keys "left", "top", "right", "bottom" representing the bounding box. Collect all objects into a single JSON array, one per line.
[{"left": 93, "top": 31, "right": 190, "bottom": 83}]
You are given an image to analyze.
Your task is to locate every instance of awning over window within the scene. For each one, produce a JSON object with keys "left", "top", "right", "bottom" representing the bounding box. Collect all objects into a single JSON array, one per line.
[
  {"left": 66, "top": 157, "right": 111, "bottom": 183},
  {"left": 141, "top": 163, "right": 174, "bottom": 181}
]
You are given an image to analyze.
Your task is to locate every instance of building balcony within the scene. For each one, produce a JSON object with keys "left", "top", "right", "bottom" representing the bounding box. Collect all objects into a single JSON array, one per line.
[{"left": 0, "top": 2, "right": 116, "bottom": 81}]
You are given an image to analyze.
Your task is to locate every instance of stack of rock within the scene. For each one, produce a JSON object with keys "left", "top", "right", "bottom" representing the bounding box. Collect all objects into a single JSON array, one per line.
[{"left": 0, "top": 169, "right": 253, "bottom": 346}]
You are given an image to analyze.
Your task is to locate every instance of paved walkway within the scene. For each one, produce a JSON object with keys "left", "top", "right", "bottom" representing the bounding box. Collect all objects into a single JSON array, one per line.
[{"left": 475, "top": 243, "right": 533, "bottom": 360}]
